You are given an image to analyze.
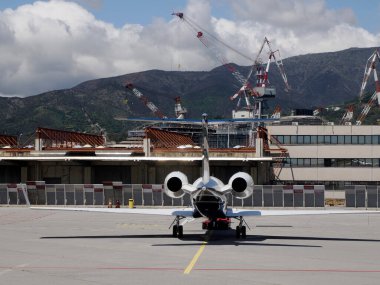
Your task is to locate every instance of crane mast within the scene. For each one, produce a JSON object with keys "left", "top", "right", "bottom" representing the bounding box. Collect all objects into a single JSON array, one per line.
[{"left": 174, "top": 96, "right": 187, "bottom": 119}]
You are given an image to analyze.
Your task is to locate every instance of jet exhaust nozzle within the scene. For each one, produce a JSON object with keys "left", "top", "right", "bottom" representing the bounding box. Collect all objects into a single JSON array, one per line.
[
  {"left": 164, "top": 171, "right": 188, "bottom": 198},
  {"left": 228, "top": 172, "right": 254, "bottom": 199}
]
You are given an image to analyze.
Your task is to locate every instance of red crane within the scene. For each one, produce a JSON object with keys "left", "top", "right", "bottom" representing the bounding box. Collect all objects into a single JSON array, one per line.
[
  {"left": 340, "top": 105, "right": 354, "bottom": 125},
  {"left": 355, "top": 49, "right": 380, "bottom": 125},
  {"left": 125, "top": 83, "right": 166, "bottom": 119},
  {"left": 173, "top": 12, "right": 255, "bottom": 110},
  {"left": 173, "top": 12, "right": 290, "bottom": 118}
]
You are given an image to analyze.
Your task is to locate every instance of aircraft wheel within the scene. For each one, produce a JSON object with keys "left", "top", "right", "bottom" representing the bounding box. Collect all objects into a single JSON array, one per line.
[
  {"left": 172, "top": 225, "right": 178, "bottom": 237},
  {"left": 235, "top": 226, "right": 241, "bottom": 238},
  {"left": 241, "top": 226, "right": 247, "bottom": 239},
  {"left": 178, "top": 225, "right": 183, "bottom": 238}
]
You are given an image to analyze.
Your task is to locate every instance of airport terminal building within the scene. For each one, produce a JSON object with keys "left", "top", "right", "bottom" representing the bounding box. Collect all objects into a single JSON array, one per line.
[
  {"left": 1, "top": 121, "right": 380, "bottom": 191},
  {"left": 268, "top": 123, "right": 380, "bottom": 189}
]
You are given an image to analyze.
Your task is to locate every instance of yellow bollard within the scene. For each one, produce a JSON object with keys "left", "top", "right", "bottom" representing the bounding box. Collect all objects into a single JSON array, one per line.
[{"left": 128, "top": 199, "right": 134, "bottom": 209}]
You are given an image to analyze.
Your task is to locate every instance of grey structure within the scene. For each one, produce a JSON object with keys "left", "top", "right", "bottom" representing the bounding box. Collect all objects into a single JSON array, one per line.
[{"left": 0, "top": 183, "right": 326, "bottom": 208}]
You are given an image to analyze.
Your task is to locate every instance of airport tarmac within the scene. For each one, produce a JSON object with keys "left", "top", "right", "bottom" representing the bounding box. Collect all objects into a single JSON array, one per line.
[{"left": 1, "top": 206, "right": 380, "bottom": 285}]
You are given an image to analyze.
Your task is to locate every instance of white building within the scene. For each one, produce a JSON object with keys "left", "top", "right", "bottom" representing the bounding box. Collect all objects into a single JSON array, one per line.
[{"left": 267, "top": 123, "right": 380, "bottom": 189}]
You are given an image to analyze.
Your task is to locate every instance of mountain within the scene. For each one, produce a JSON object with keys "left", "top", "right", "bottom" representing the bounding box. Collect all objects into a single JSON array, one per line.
[{"left": 1, "top": 47, "right": 378, "bottom": 141}]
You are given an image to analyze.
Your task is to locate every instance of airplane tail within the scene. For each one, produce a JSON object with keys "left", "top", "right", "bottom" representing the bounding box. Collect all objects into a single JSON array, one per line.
[{"left": 201, "top": 114, "right": 210, "bottom": 184}]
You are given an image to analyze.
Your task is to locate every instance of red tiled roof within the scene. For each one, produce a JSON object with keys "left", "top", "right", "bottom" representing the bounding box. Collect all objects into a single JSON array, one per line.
[{"left": 146, "top": 128, "right": 195, "bottom": 148}]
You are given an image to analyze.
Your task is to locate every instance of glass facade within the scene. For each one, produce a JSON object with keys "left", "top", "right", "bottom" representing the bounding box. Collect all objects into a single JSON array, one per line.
[
  {"left": 274, "top": 135, "right": 380, "bottom": 145},
  {"left": 279, "top": 158, "right": 380, "bottom": 168}
]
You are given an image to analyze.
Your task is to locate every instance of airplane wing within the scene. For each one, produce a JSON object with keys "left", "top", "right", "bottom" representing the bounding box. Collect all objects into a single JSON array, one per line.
[
  {"left": 226, "top": 208, "right": 379, "bottom": 217},
  {"left": 31, "top": 207, "right": 194, "bottom": 217}
]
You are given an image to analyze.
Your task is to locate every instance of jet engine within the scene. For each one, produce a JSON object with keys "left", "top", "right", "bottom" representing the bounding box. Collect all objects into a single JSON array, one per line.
[
  {"left": 164, "top": 171, "right": 188, "bottom": 198},
  {"left": 228, "top": 172, "right": 254, "bottom": 199}
]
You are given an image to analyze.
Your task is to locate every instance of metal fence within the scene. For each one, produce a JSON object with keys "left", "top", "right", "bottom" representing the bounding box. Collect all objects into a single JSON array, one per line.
[
  {"left": 345, "top": 185, "right": 380, "bottom": 208},
  {"left": 0, "top": 182, "right": 327, "bottom": 207}
]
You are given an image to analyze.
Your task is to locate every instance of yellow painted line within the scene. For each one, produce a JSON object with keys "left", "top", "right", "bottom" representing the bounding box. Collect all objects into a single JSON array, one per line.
[{"left": 183, "top": 232, "right": 211, "bottom": 274}]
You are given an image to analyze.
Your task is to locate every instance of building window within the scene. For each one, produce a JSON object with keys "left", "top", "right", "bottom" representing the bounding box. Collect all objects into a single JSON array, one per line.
[
  {"left": 304, "top": 158, "right": 311, "bottom": 166},
  {"left": 276, "top": 135, "right": 284, "bottom": 144},
  {"left": 273, "top": 135, "right": 380, "bottom": 145},
  {"left": 324, "top": 158, "right": 332, "bottom": 167},
  {"left": 290, "top": 158, "right": 298, "bottom": 166}
]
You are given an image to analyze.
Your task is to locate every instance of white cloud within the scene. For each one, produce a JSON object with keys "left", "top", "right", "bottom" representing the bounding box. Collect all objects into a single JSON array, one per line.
[{"left": 0, "top": 0, "right": 379, "bottom": 97}]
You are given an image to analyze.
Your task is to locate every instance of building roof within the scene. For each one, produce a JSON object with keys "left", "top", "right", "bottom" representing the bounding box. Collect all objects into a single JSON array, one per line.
[{"left": 146, "top": 127, "right": 195, "bottom": 148}]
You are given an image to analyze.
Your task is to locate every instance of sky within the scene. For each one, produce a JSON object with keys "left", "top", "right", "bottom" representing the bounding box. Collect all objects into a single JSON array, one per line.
[{"left": 0, "top": 0, "right": 379, "bottom": 97}]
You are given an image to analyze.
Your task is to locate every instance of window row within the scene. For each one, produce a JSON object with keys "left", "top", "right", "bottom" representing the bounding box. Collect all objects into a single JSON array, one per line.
[
  {"left": 279, "top": 158, "right": 380, "bottom": 167},
  {"left": 274, "top": 135, "right": 380, "bottom": 145}
]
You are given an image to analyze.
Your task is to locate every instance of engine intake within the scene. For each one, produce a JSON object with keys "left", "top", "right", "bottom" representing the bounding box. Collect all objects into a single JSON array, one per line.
[
  {"left": 228, "top": 172, "right": 254, "bottom": 199},
  {"left": 164, "top": 171, "right": 188, "bottom": 198}
]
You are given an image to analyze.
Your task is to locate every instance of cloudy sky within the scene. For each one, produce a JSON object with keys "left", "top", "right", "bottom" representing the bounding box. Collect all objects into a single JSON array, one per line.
[{"left": 0, "top": 0, "right": 379, "bottom": 97}]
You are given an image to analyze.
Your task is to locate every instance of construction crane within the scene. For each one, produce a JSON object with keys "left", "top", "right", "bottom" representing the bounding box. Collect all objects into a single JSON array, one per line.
[
  {"left": 172, "top": 12, "right": 255, "bottom": 111},
  {"left": 340, "top": 105, "right": 354, "bottom": 125},
  {"left": 355, "top": 49, "right": 380, "bottom": 125},
  {"left": 248, "top": 37, "right": 291, "bottom": 96},
  {"left": 271, "top": 105, "right": 281, "bottom": 119},
  {"left": 359, "top": 50, "right": 380, "bottom": 99},
  {"left": 174, "top": 96, "right": 187, "bottom": 119},
  {"left": 173, "top": 12, "right": 290, "bottom": 119},
  {"left": 125, "top": 83, "right": 167, "bottom": 119}
]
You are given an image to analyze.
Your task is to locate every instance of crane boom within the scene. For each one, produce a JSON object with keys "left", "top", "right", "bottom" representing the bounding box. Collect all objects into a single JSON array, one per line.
[
  {"left": 355, "top": 91, "right": 377, "bottom": 125},
  {"left": 125, "top": 83, "right": 166, "bottom": 119},
  {"left": 355, "top": 49, "right": 380, "bottom": 125},
  {"left": 359, "top": 50, "right": 380, "bottom": 98}
]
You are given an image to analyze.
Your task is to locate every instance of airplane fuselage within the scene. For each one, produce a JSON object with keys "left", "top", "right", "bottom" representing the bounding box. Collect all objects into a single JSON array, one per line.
[{"left": 193, "top": 188, "right": 227, "bottom": 219}]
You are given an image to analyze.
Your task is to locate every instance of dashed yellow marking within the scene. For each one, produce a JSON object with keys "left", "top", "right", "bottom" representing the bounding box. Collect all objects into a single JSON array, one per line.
[{"left": 184, "top": 232, "right": 211, "bottom": 274}]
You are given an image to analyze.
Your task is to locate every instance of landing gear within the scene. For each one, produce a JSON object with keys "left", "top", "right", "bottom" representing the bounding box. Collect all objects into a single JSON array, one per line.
[
  {"left": 235, "top": 216, "right": 248, "bottom": 239},
  {"left": 170, "top": 216, "right": 184, "bottom": 238},
  {"left": 178, "top": 225, "right": 183, "bottom": 238},
  {"left": 235, "top": 226, "right": 240, "bottom": 238}
]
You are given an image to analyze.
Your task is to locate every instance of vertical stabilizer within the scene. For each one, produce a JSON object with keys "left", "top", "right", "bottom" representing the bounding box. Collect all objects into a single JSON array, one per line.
[{"left": 201, "top": 114, "right": 210, "bottom": 184}]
